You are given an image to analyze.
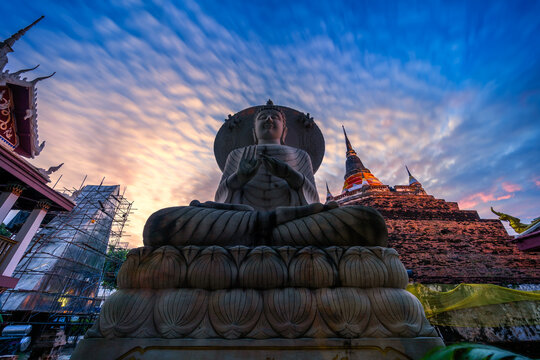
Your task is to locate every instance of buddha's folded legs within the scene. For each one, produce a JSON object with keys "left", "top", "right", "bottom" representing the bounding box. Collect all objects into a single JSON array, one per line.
[
  {"left": 273, "top": 205, "right": 387, "bottom": 247},
  {"left": 143, "top": 205, "right": 258, "bottom": 247},
  {"left": 143, "top": 203, "right": 388, "bottom": 247}
]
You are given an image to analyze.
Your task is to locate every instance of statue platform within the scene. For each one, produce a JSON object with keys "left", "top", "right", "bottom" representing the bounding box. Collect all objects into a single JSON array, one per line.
[
  {"left": 72, "top": 337, "right": 444, "bottom": 360},
  {"left": 71, "top": 244, "right": 444, "bottom": 360}
]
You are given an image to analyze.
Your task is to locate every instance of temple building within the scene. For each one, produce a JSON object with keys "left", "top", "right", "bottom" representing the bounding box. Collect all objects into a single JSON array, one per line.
[
  {"left": 329, "top": 127, "right": 538, "bottom": 284},
  {"left": 0, "top": 17, "right": 75, "bottom": 293},
  {"left": 328, "top": 128, "right": 540, "bottom": 356}
]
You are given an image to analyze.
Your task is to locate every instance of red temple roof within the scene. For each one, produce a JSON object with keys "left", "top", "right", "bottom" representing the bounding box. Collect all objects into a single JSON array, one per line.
[{"left": 1, "top": 16, "right": 51, "bottom": 159}]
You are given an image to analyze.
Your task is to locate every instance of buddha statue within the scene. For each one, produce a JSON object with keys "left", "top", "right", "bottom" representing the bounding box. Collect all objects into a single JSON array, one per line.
[
  {"left": 143, "top": 100, "right": 388, "bottom": 247},
  {"left": 73, "top": 101, "right": 443, "bottom": 360}
]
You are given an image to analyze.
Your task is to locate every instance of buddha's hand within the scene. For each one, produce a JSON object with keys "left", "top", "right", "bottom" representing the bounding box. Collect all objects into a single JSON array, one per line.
[
  {"left": 260, "top": 154, "right": 304, "bottom": 189},
  {"left": 231, "top": 146, "right": 261, "bottom": 188}
]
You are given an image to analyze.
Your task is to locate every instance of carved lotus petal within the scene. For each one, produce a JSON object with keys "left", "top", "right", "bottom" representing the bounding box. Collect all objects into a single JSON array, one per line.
[
  {"left": 136, "top": 246, "right": 187, "bottom": 289},
  {"left": 99, "top": 290, "right": 154, "bottom": 338},
  {"left": 325, "top": 246, "right": 344, "bottom": 266},
  {"left": 381, "top": 248, "right": 409, "bottom": 288},
  {"left": 228, "top": 245, "right": 250, "bottom": 266},
  {"left": 180, "top": 245, "right": 201, "bottom": 264},
  {"left": 209, "top": 289, "right": 262, "bottom": 339},
  {"left": 303, "top": 309, "right": 336, "bottom": 338},
  {"left": 366, "top": 288, "right": 425, "bottom": 337},
  {"left": 264, "top": 288, "right": 315, "bottom": 338},
  {"left": 127, "top": 246, "right": 154, "bottom": 259},
  {"left": 288, "top": 246, "right": 336, "bottom": 288},
  {"left": 239, "top": 246, "right": 287, "bottom": 289},
  {"left": 245, "top": 311, "right": 279, "bottom": 339},
  {"left": 189, "top": 312, "right": 219, "bottom": 339},
  {"left": 339, "top": 247, "right": 388, "bottom": 288},
  {"left": 154, "top": 289, "right": 208, "bottom": 338},
  {"left": 117, "top": 253, "right": 139, "bottom": 289},
  {"left": 188, "top": 246, "right": 238, "bottom": 290},
  {"left": 117, "top": 246, "right": 154, "bottom": 289},
  {"left": 276, "top": 246, "right": 297, "bottom": 266},
  {"left": 316, "top": 288, "right": 371, "bottom": 338}
]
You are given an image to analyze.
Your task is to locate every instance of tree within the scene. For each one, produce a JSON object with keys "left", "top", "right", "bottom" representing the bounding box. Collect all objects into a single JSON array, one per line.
[{"left": 102, "top": 247, "right": 128, "bottom": 290}]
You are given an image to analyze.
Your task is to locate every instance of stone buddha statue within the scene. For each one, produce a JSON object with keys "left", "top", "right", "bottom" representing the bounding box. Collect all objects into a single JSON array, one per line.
[
  {"left": 215, "top": 102, "right": 319, "bottom": 209},
  {"left": 144, "top": 100, "right": 388, "bottom": 248},
  {"left": 73, "top": 101, "right": 443, "bottom": 360}
]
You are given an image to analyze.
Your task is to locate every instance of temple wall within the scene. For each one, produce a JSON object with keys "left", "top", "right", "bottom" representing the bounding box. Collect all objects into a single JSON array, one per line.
[
  {"left": 388, "top": 219, "right": 537, "bottom": 284},
  {"left": 338, "top": 190, "right": 539, "bottom": 284}
]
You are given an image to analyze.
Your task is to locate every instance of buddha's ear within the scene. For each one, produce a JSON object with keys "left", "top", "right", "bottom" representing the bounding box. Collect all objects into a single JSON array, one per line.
[
  {"left": 252, "top": 128, "right": 258, "bottom": 144},
  {"left": 280, "top": 126, "right": 288, "bottom": 145}
]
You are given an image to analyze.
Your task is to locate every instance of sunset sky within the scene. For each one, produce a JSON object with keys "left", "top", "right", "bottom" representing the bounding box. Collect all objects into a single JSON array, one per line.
[{"left": 2, "top": 1, "right": 539, "bottom": 246}]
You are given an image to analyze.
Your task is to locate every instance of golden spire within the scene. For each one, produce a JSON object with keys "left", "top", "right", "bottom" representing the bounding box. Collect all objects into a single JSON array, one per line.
[{"left": 342, "top": 125, "right": 357, "bottom": 157}]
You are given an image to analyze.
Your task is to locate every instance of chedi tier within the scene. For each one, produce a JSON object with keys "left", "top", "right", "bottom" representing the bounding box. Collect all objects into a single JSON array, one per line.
[{"left": 72, "top": 101, "right": 443, "bottom": 360}]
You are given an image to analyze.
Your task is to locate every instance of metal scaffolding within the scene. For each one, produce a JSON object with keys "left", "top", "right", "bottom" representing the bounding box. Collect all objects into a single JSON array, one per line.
[{"left": 0, "top": 184, "right": 132, "bottom": 323}]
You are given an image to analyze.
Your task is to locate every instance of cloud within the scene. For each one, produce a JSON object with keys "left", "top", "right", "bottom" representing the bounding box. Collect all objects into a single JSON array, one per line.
[
  {"left": 501, "top": 182, "right": 522, "bottom": 193},
  {"left": 459, "top": 192, "right": 513, "bottom": 210}
]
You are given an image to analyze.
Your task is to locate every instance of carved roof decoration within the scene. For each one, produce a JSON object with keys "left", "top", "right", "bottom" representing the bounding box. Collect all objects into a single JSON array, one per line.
[{"left": 0, "top": 16, "right": 53, "bottom": 158}]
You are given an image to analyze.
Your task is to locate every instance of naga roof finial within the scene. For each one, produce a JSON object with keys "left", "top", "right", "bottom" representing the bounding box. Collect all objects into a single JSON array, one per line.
[
  {"left": 491, "top": 207, "right": 539, "bottom": 234},
  {"left": 1, "top": 16, "right": 44, "bottom": 51},
  {"left": 31, "top": 71, "right": 56, "bottom": 84},
  {"left": 1, "top": 16, "right": 45, "bottom": 71}
]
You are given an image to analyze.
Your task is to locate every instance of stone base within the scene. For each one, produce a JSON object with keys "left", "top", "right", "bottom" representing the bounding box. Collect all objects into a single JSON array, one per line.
[{"left": 71, "top": 337, "right": 444, "bottom": 360}]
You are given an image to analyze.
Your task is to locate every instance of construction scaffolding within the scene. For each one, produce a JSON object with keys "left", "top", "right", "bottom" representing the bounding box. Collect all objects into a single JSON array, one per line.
[{"left": 0, "top": 184, "right": 132, "bottom": 323}]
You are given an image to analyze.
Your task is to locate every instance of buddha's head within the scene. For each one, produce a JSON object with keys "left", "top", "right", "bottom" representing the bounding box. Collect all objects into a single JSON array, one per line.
[{"left": 253, "top": 100, "right": 287, "bottom": 145}]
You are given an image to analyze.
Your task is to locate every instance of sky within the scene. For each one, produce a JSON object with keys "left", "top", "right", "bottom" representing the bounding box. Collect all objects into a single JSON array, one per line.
[{"left": 2, "top": 0, "right": 539, "bottom": 246}]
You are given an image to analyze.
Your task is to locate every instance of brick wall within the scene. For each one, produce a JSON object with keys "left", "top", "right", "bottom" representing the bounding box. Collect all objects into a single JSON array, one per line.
[{"left": 337, "top": 187, "right": 539, "bottom": 284}]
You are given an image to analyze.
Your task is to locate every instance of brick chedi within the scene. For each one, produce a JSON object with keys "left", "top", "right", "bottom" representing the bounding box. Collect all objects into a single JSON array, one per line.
[{"left": 330, "top": 128, "right": 539, "bottom": 285}]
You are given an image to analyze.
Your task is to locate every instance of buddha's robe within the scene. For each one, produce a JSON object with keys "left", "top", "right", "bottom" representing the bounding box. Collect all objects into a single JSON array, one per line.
[{"left": 215, "top": 145, "right": 319, "bottom": 210}]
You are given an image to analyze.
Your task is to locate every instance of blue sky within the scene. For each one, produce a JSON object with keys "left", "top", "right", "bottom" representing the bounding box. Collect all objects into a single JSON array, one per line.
[{"left": 2, "top": 0, "right": 539, "bottom": 245}]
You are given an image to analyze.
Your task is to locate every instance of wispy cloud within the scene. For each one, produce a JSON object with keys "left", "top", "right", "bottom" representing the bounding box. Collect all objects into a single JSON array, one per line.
[
  {"left": 459, "top": 192, "right": 513, "bottom": 210},
  {"left": 502, "top": 182, "right": 522, "bottom": 193}
]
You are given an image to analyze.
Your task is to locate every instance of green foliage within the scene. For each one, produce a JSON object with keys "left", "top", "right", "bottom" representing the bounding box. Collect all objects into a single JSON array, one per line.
[
  {"left": 102, "top": 247, "right": 128, "bottom": 290},
  {"left": 0, "top": 223, "right": 12, "bottom": 237},
  {"left": 421, "top": 343, "right": 530, "bottom": 360}
]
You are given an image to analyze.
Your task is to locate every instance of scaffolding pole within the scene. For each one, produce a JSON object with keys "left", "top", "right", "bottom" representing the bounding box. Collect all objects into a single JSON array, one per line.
[{"left": 0, "top": 184, "right": 133, "bottom": 323}]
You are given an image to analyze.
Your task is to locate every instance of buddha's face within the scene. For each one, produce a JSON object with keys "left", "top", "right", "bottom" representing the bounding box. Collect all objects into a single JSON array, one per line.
[{"left": 254, "top": 109, "right": 286, "bottom": 143}]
